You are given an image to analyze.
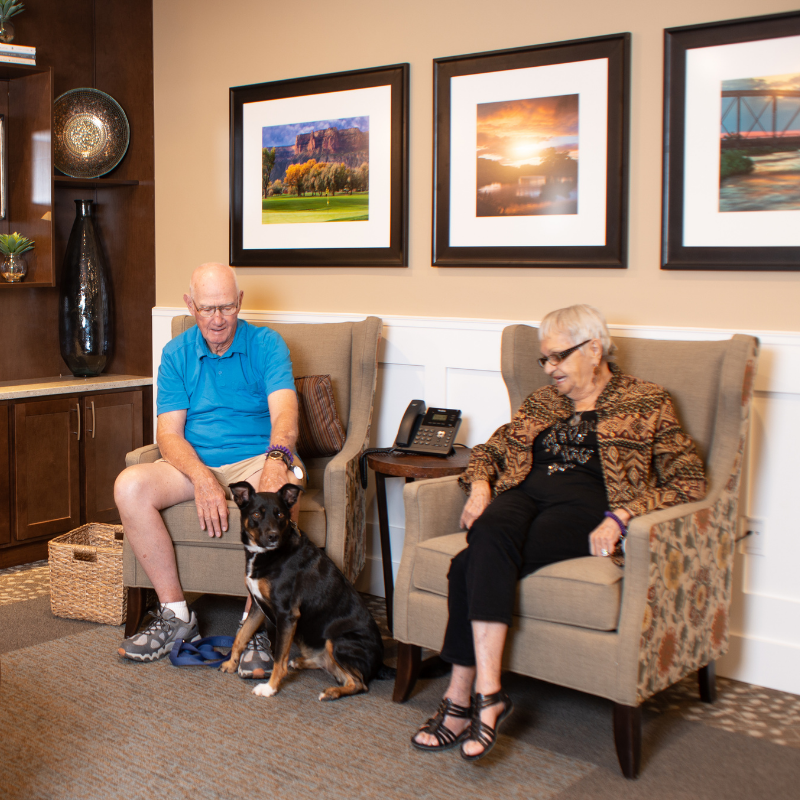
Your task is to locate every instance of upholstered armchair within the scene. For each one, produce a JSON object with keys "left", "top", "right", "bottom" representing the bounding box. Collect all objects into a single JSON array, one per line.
[
  {"left": 122, "top": 315, "right": 382, "bottom": 637},
  {"left": 392, "top": 326, "right": 758, "bottom": 778}
]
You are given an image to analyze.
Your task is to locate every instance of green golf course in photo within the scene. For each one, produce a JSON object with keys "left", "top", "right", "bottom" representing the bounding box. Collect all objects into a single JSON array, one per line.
[{"left": 262, "top": 193, "right": 369, "bottom": 224}]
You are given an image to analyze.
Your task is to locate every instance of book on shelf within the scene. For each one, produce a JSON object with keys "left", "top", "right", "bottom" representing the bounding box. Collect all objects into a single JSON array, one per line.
[{"left": 0, "top": 43, "right": 36, "bottom": 65}]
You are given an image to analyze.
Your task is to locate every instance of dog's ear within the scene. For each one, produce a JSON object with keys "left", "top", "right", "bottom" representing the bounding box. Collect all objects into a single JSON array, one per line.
[
  {"left": 279, "top": 483, "right": 303, "bottom": 509},
  {"left": 229, "top": 481, "right": 255, "bottom": 508}
]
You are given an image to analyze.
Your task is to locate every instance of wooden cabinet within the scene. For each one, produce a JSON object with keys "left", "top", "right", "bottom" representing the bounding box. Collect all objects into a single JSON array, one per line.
[
  {"left": 0, "top": 382, "right": 150, "bottom": 567},
  {"left": 0, "top": 402, "right": 9, "bottom": 546},
  {"left": 13, "top": 396, "right": 81, "bottom": 541},
  {"left": 83, "top": 390, "right": 143, "bottom": 523}
]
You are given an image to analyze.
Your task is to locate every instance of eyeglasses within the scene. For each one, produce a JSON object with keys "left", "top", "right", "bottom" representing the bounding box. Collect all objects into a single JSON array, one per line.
[
  {"left": 191, "top": 300, "right": 239, "bottom": 318},
  {"left": 537, "top": 340, "right": 591, "bottom": 369}
]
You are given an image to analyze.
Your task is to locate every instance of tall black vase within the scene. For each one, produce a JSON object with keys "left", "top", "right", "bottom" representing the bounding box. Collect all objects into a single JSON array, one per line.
[{"left": 58, "top": 199, "right": 113, "bottom": 377}]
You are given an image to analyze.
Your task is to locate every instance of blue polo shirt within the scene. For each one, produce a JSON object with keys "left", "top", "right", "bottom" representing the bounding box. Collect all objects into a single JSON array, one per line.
[{"left": 157, "top": 319, "right": 295, "bottom": 467}]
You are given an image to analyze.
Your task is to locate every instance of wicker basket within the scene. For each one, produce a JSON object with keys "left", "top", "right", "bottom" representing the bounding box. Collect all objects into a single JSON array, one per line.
[{"left": 49, "top": 523, "right": 126, "bottom": 625}]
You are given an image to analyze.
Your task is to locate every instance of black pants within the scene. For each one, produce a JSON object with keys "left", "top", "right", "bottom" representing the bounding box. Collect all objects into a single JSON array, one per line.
[{"left": 439, "top": 485, "right": 602, "bottom": 666}]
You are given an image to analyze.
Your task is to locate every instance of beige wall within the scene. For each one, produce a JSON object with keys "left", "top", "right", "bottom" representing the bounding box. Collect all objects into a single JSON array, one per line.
[{"left": 153, "top": 0, "right": 800, "bottom": 331}]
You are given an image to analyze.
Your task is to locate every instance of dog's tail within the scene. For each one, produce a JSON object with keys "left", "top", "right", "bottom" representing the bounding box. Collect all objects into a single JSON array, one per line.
[{"left": 375, "top": 664, "right": 396, "bottom": 681}]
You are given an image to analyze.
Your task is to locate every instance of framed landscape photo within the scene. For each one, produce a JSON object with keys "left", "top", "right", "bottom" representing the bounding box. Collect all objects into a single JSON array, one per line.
[
  {"left": 662, "top": 11, "right": 800, "bottom": 271},
  {"left": 230, "top": 63, "right": 409, "bottom": 267},
  {"left": 432, "top": 33, "right": 630, "bottom": 268}
]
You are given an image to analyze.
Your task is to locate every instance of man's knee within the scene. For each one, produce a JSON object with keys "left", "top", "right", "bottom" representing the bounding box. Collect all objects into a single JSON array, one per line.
[{"left": 114, "top": 463, "right": 178, "bottom": 509}]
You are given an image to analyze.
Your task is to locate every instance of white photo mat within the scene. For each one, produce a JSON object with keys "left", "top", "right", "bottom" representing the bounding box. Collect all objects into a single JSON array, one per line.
[
  {"left": 449, "top": 58, "right": 609, "bottom": 248},
  {"left": 683, "top": 34, "right": 800, "bottom": 248},
  {"left": 241, "top": 85, "right": 392, "bottom": 250}
]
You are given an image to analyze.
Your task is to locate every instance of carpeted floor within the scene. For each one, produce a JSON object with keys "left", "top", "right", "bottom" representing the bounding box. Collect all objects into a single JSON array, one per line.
[{"left": 1, "top": 561, "right": 799, "bottom": 799}]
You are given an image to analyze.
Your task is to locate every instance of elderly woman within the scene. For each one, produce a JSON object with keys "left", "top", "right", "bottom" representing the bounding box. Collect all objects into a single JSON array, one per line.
[{"left": 411, "top": 304, "right": 706, "bottom": 761}]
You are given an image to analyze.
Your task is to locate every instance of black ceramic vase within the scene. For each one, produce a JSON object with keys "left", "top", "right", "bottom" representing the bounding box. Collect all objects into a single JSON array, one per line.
[{"left": 58, "top": 199, "right": 113, "bottom": 377}]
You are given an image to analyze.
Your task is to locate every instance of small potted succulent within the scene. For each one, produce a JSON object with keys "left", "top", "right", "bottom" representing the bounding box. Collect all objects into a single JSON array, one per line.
[
  {"left": 0, "top": 231, "right": 35, "bottom": 282},
  {"left": 0, "top": 0, "right": 25, "bottom": 44}
]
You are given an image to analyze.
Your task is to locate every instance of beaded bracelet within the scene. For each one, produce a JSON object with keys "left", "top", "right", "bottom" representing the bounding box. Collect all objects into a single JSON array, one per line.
[
  {"left": 267, "top": 444, "right": 294, "bottom": 465},
  {"left": 604, "top": 510, "right": 628, "bottom": 538}
]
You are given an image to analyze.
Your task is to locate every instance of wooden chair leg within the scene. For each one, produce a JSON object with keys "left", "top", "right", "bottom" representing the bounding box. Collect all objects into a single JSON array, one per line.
[
  {"left": 613, "top": 702, "right": 642, "bottom": 779},
  {"left": 393, "top": 642, "right": 422, "bottom": 703},
  {"left": 124, "top": 587, "right": 147, "bottom": 638},
  {"left": 699, "top": 660, "right": 717, "bottom": 703}
]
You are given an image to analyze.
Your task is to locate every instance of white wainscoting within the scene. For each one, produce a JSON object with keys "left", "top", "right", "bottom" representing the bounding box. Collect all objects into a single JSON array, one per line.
[{"left": 152, "top": 307, "right": 800, "bottom": 695}]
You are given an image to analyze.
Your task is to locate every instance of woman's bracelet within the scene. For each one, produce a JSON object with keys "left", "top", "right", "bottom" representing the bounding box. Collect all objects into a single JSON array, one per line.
[{"left": 604, "top": 511, "right": 628, "bottom": 538}]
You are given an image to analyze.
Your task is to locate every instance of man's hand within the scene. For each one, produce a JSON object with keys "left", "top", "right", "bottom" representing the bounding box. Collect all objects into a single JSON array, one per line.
[
  {"left": 258, "top": 456, "right": 291, "bottom": 494},
  {"left": 193, "top": 472, "right": 230, "bottom": 537},
  {"left": 460, "top": 480, "right": 492, "bottom": 530}
]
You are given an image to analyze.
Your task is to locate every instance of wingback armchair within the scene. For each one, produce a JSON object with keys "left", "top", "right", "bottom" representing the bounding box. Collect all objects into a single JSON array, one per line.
[
  {"left": 122, "top": 315, "right": 382, "bottom": 637},
  {"left": 392, "top": 326, "right": 758, "bottom": 778}
]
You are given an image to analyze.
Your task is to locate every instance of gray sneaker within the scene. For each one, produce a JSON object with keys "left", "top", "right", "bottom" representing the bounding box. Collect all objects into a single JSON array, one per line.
[
  {"left": 118, "top": 607, "right": 200, "bottom": 662},
  {"left": 237, "top": 624, "right": 274, "bottom": 679}
]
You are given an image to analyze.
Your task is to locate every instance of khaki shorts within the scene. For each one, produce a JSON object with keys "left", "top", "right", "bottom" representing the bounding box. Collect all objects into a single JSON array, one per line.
[{"left": 158, "top": 452, "right": 308, "bottom": 499}]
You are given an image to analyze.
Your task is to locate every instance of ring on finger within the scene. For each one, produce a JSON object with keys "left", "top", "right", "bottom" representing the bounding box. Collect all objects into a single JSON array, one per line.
[{"left": 600, "top": 548, "right": 609, "bottom": 556}]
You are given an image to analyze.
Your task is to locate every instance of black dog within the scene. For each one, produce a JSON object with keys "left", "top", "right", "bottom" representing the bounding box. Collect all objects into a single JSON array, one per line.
[{"left": 220, "top": 481, "right": 394, "bottom": 700}]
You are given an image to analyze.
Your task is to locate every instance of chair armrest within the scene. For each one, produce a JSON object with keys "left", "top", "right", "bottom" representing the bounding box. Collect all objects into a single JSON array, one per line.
[
  {"left": 616, "top": 485, "right": 735, "bottom": 706},
  {"left": 126, "top": 443, "right": 162, "bottom": 467},
  {"left": 392, "top": 474, "right": 466, "bottom": 642},
  {"left": 402, "top": 475, "right": 465, "bottom": 551}
]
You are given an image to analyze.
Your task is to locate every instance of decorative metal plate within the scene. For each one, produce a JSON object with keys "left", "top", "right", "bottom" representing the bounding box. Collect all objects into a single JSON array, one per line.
[{"left": 53, "top": 88, "right": 130, "bottom": 179}]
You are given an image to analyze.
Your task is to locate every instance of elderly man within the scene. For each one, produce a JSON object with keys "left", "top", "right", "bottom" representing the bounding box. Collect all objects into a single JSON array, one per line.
[{"left": 115, "top": 263, "right": 305, "bottom": 677}]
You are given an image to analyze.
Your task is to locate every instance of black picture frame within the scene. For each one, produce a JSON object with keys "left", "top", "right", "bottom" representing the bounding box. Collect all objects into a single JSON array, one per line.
[
  {"left": 432, "top": 33, "right": 630, "bottom": 269},
  {"left": 662, "top": 11, "right": 800, "bottom": 271},
  {"left": 230, "top": 63, "right": 409, "bottom": 267}
]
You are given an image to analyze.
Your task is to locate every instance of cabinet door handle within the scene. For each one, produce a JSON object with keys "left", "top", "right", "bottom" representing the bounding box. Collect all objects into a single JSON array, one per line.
[
  {"left": 72, "top": 403, "right": 81, "bottom": 440},
  {"left": 87, "top": 400, "right": 96, "bottom": 439}
]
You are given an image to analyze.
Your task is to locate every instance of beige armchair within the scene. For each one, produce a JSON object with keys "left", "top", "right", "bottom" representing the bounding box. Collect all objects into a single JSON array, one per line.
[
  {"left": 122, "top": 315, "right": 382, "bottom": 637},
  {"left": 392, "top": 326, "right": 758, "bottom": 778}
]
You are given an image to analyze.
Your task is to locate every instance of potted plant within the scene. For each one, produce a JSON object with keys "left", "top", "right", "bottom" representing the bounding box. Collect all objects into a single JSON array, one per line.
[
  {"left": 0, "top": 231, "right": 34, "bottom": 282},
  {"left": 0, "top": 0, "right": 25, "bottom": 44}
]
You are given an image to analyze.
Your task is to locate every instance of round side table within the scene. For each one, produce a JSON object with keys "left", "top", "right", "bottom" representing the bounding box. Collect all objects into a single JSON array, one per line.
[{"left": 367, "top": 448, "right": 471, "bottom": 634}]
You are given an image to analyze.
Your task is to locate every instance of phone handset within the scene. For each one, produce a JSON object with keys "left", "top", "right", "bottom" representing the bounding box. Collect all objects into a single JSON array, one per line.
[{"left": 394, "top": 399, "right": 425, "bottom": 447}]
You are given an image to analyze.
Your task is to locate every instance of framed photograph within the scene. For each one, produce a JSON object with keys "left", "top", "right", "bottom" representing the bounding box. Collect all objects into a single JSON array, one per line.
[
  {"left": 230, "top": 63, "right": 409, "bottom": 267},
  {"left": 432, "top": 33, "right": 630, "bottom": 268},
  {"left": 662, "top": 11, "right": 800, "bottom": 271}
]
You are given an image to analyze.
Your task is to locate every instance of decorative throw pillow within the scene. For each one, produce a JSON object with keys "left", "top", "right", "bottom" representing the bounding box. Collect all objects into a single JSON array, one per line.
[{"left": 294, "top": 374, "right": 346, "bottom": 459}]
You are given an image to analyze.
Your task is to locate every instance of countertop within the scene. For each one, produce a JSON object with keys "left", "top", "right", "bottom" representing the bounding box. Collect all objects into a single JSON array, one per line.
[{"left": 0, "top": 374, "right": 153, "bottom": 400}]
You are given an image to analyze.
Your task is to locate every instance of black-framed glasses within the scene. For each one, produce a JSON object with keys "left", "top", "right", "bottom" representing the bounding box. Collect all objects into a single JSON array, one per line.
[
  {"left": 537, "top": 339, "right": 591, "bottom": 369},
  {"left": 191, "top": 299, "right": 240, "bottom": 318}
]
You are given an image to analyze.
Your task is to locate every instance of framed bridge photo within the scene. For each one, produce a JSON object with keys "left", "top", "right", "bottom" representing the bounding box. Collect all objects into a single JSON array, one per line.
[
  {"left": 230, "top": 63, "right": 409, "bottom": 267},
  {"left": 432, "top": 33, "right": 630, "bottom": 269},
  {"left": 662, "top": 11, "right": 800, "bottom": 271}
]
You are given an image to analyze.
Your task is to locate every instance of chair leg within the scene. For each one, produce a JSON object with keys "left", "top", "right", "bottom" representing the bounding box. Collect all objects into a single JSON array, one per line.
[
  {"left": 393, "top": 642, "right": 422, "bottom": 703},
  {"left": 124, "top": 587, "right": 147, "bottom": 638},
  {"left": 613, "top": 702, "right": 642, "bottom": 779},
  {"left": 699, "top": 660, "right": 717, "bottom": 703}
]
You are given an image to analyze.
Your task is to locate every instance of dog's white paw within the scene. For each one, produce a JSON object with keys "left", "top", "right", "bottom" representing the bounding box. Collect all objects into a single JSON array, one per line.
[{"left": 252, "top": 682, "right": 277, "bottom": 698}]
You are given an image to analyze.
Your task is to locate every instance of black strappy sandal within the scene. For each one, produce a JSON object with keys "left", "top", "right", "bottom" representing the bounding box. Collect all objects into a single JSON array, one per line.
[
  {"left": 461, "top": 690, "right": 514, "bottom": 762},
  {"left": 411, "top": 697, "right": 472, "bottom": 752}
]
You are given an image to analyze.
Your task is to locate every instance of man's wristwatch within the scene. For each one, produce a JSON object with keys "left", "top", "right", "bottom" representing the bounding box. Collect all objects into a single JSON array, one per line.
[{"left": 267, "top": 447, "right": 304, "bottom": 480}]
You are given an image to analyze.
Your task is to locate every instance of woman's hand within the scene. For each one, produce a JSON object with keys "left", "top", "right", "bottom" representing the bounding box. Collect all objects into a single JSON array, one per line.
[
  {"left": 460, "top": 480, "right": 492, "bottom": 530},
  {"left": 589, "top": 508, "right": 631, "bottom": 557}
]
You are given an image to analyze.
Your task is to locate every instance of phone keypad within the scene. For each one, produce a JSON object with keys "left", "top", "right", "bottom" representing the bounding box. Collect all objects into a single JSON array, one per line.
[{"left": 412, "top": 425, "right": 454, "bottom": 450}]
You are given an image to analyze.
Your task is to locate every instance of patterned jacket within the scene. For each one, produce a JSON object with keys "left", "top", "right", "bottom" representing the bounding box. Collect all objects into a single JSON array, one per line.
[{"left": 459, "top": 363, "right": 706, "bottom": 518}]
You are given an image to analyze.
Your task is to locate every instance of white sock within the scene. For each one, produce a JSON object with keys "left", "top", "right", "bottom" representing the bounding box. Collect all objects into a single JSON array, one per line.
[{"left": 163, "top": 601, "right": 190, "bottom": 623}]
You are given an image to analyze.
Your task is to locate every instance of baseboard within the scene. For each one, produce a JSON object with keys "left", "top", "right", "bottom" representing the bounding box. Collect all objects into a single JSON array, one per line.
[{"left": 717, "top": 634, "right": 800, "bottom": 696}]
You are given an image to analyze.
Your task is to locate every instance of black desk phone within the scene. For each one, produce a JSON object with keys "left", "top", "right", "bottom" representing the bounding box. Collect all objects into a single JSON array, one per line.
[{"left": 393, "top": 400, "right": 462, "bottom": 456}]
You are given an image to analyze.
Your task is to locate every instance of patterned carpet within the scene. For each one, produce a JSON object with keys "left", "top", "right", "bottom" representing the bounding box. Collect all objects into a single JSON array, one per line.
[{"left": 1, "top": 561, "right": 799, "bottom": 799}]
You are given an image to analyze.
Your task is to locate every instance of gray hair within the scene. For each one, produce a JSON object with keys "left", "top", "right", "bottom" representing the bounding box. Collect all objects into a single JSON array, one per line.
[{"left": 539, "top": 304, "right": 616, "bottom": 360}]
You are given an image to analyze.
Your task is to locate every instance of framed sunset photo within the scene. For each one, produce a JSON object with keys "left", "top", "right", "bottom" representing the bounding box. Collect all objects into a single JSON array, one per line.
[{"left": 432, "top": 33, "right": 630, "bottom": 268}]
